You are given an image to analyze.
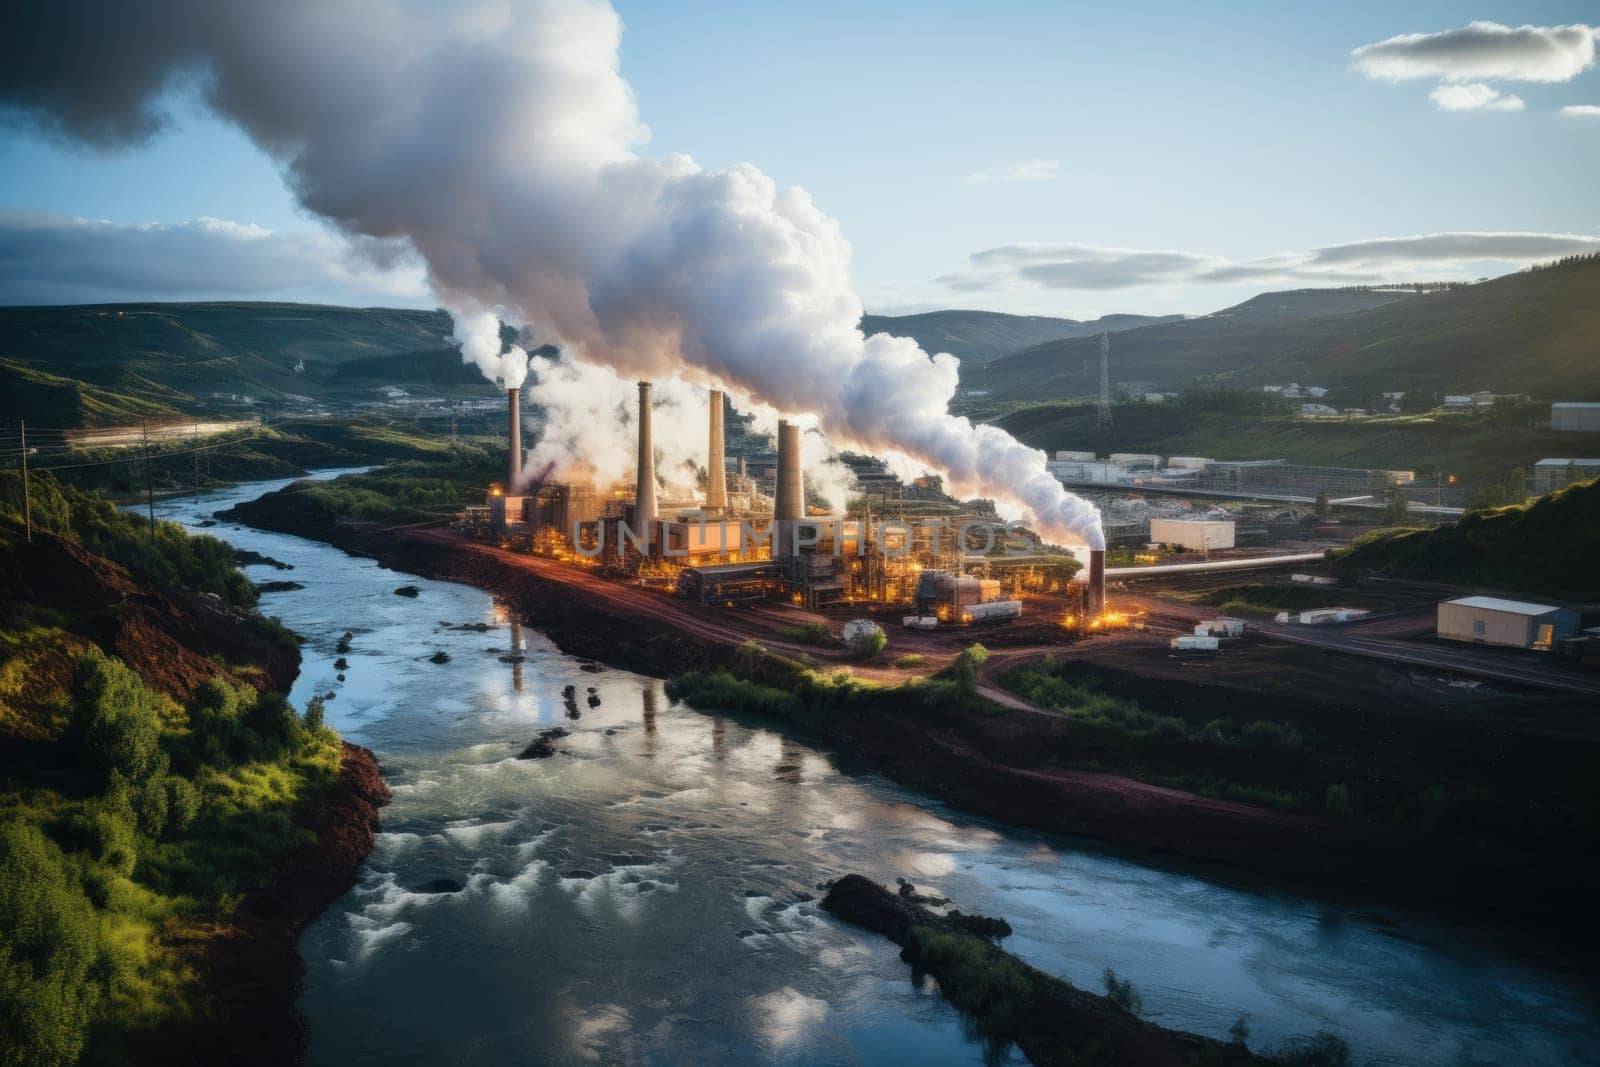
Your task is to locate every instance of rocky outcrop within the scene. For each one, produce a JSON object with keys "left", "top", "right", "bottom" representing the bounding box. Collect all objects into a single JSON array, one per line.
[{"left": 823, "top": 875, "right": 1273, "bottom": 1067}]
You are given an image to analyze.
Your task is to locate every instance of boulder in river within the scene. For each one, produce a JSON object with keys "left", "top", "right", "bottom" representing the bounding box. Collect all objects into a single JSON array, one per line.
[
  {"left": 253, "top": 580, "right": 305, "bottom": 594},
  {"left": 410, "top": 878, "right": 465, "bottom": 894},
  {"left": 429, "top": 651, "right": 451, "bottom": 664},
  {"left": 518, "top": 726, "right": 571, "bottom": 760},
  {"left": 394, "top": 585, "right": 421, "bottom": 597}
]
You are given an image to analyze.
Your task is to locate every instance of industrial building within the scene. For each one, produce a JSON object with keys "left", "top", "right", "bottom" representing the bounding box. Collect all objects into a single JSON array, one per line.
[
  {"left": 465, "top": 375, "right": 1102, "bottom": 622},
  {"left": 1552, "top": 402, "right": 1600, "bottom": 433},
  {"left": 1533, "top": 458, "right": 1600, "bottom": 494},
  {"left": 1436, "top": 596, "right": 1580, "bottom": 651},
  {"left": 1149, "top": 517, "right": 1235, "bottom": 551}
]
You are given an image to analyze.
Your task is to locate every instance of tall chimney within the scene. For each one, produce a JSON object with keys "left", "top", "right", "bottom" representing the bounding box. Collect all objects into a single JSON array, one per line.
[
  {"left": 773, "top": 419, "right": 803, "bottom": 556},
  {"left": 706, "top": 388, "right": 727, "bottom": 512},
  {"left": 1088, "top": 549, "right": 1106, "bottom": 616},
  {"left": 507, "top": 387, "right": 522, "bottom": 488},
  {"left": 634, "top": 381, "right": 657, "bottom": 527}
]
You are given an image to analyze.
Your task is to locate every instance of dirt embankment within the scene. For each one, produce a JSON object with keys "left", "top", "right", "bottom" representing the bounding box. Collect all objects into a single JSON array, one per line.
[
  {"left": 2, "top": 529, "right": 390, "bottom": 1062},
  {"left": 181, "top": 742, "right": 390, "bottom": 1065},
  {"left": 3, "top": 531, "right": 302, "bottom": 707}
]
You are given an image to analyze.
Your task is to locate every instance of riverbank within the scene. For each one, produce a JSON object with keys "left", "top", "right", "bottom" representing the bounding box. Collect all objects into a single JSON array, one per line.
[
  {"left": 185, "top": 741, "right": 389, "bottom": 1065},
  {"left": 0, "top": 479, "right": 392, "bottom": 1065},
  {"left": 221, "top": 489, "right": 1596, "bottom": 947}
]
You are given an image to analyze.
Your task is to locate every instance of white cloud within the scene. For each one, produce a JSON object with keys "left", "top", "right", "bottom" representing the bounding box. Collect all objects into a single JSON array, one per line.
[
  {"left": 1560, "top": 104, "right": 1600, "bottom": 117},
  {"left": 940, "top": 231, "right": 1600, "bottom": 292},
  {"left": 1352, "top": 21, "right": 1597, "bottom": 83},
  {"left": 964, "top": 159, "right": 1060, "bottom": 184},
  {"left": 1429, "top": 83, "right": 1525, "bottom": 111},
  {"left": 0, "top": 210, "right": 430, "bottom": 306}
]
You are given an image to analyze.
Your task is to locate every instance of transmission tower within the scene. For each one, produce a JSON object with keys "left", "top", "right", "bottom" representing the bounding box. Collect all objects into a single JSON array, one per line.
[{"left": 1095, "top": 332, "right": 1114, "bottom": 432}]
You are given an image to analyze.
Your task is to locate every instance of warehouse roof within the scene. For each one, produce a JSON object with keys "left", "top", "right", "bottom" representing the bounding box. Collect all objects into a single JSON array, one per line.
[
  {"left": 1444, "top": 595, "right": 1567, "bottom": 616},
  {"left": 1552, "top": 402, "right": 1600, "bottom": 408},
  {"left": 1533, "top": 458, "right": 1600, "bottom": 467}
]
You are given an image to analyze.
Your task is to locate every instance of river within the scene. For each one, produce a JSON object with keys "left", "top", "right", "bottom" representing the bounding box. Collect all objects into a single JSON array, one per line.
[{"left": 149, "top": 474, "right": 1598, "bottom": 1065}]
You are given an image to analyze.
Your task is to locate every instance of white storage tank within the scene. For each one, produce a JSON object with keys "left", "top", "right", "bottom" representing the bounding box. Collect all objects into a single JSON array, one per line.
[
  {"left": 962, "top": 600, "right": 1023, "bottom": 624},
  {"left": 842, "top": 618, "right": 885, "bottom": 652},
  {"left": 1170, "top": 635, "right": 1219, "bottom": 651}
]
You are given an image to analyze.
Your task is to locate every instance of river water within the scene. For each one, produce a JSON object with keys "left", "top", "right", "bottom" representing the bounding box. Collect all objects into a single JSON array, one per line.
[{"left": 149, "top": 474, "right": 1598, "bottom": 1065}]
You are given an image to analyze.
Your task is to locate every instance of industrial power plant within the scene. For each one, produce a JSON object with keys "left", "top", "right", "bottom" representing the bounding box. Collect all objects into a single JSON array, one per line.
[{"left": 459, "top": 382, "right": 1103, "bottom": 626}]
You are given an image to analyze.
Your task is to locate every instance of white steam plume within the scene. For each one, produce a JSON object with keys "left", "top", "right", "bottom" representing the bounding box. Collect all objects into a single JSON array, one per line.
[{"left": 0, "top": 0, "right": 1103, "bottom": 548}]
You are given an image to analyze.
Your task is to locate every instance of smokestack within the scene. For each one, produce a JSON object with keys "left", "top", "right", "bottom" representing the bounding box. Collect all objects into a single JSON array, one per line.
[
  {"left": 774, "top": 420, "right": 802, "bottom": 521},
  {"left": 773, "top": 419, "right": 803, "bottom": 556},
  {"left": 507, "top": 386, "right": 522, "bottom": 488},
  {"left": 1088, "top": 549, "right": 1106, "bottom": 616},
  {"left": 707, "top": 388, "right": 727, "bottom": 512},
  {"left": 634, "top": 381, "right": 657, "bottom": 526}
]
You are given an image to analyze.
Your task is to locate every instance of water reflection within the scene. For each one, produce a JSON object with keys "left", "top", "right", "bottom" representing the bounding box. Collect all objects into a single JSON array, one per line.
[{"left": 135, "top": 476, "right": 1600, "bottom": 1067}]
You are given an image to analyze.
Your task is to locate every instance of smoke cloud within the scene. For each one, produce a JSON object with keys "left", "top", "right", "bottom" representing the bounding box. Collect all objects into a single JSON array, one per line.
[{"left": 0, "top": 0, "right": 1104, "bottom": 547}]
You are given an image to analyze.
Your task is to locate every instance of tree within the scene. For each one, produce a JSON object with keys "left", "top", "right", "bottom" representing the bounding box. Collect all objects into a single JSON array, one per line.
[
  {"left": 1383, "top": 486, "right": 1409, "bottom": 525},
  {"left": 948, "top": 643, "right": 990, "bottom": 691},
  {"left": 70, "top": 652, "right": 167, "bottom": 789},
  {"left": 0, "top": 825, "right": 103, "bottom": 1067},
  {"left": 1313, "top": 489, "right": 1330, "bottom": 517}
]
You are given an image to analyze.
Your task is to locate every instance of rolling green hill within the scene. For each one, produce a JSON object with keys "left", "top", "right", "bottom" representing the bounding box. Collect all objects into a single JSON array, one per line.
[
  {"left": 859, "top": 309, "right": 1179, "bottom": 367},
  {"left": 0, "top": 302, "right": 494, "bottom": 424},
  {"left": 974, "top": 257, "right": 1600, "bottom": 402},
  {"left": 1331, "top": 477, "right": 1600, "bottom": 598}
]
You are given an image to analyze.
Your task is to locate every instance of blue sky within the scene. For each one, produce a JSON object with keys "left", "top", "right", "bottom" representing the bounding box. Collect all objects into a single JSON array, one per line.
[{"left": 2, "top": 1, "right": 1597, "bottom": 317}]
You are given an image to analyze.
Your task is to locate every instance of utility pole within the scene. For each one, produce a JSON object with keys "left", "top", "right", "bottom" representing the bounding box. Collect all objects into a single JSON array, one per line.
[
  {"left": 142, "top": 421, "right": 156, "bottom": 542},
  {"left": 193, "top": 422, "right": 201, "bottom": 497},
  {"left": 19, "top": 420, "right": 31, "bottom": 543}
]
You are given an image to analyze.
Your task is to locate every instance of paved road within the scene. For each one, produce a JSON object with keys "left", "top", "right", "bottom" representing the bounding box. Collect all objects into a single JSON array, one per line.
[{"left": 1255, "top": 618, "right": 1599, "bottom": 697}]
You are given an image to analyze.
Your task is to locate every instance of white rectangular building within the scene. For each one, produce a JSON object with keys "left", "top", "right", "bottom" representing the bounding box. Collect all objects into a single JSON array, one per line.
[
  {"left": 1533, "top": 458, "right": 1600, "bottom": 494},
  {"left": 1149, "top": 518, "right": 1236, "bottom": 550},
  {"left": 1437, "top": 596, "right": 1580, "bottom": 650},
  {"left": 1552, "top": 403, "right": 1600, "bottom": 433}
]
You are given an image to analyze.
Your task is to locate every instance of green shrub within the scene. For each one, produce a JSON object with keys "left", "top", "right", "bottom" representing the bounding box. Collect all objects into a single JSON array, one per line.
[
  {"left": 0, "top": 825, "right": 103, "bottom": 1067},
  {"left": 948, "top": 643, "right": 990, "bottom": 691},
  {"left": 303, "top": 695, "right": 326, "bottom": 732},
  {"left": 83, "top": 805, "right": 138, "bottom": 878},
  {"left": 165, "top": 777, "right": 201, "bottom": 832},
  {"left": 910, "top": 927, "right": 1035, "bottom": 1035},
  {"left": 893, "top": 653, "right": 925, "bottom": 668},
  {"left": 133, "top": 776, "right": 170, "bottom": 837},
  {"left": 1102, "top": 967, "right": 1144, "bottom": 1016},
  {"left": 246, "top": 693, "right": 305, "bottom": 757},
  {"left": 187, "top": 678, "right": 246, "bottom": 765},
  {"left": 853, "top": 630, "right": 888, "bottom": 659},
  {"left": 1325, "top": 783, "right": 1355, "bottom": 819},
  {"left": 70, "top": 652, "right": 169, "bottom": 788}
]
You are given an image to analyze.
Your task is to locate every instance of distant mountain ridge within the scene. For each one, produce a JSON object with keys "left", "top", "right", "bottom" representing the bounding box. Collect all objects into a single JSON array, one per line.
[
  {"left": 0, "top": 302, "right": 491, "bottom": 425},
  {"left": 973, "top": 259, "right": 1600, "bottom": 401},
  {"left": 860, "top": 309, "right": 1181, "bottom": 367}
]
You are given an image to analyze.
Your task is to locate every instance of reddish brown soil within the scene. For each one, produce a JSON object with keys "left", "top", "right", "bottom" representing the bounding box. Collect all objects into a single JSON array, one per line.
[
  {"left": 223, "top": 506, "right": 1598, "bottom": 938},
  {"left": 5, "top": 531, "right": 301, "bottom": 702},
  {"left": 174, "top": 742, "right": 390, "bottom": 1065}
]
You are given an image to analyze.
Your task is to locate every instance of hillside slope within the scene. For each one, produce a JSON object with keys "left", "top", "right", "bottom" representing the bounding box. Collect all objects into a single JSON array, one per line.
[
  {"left": 1332, "top": 477, "right": 1600, "bottom": 598},
  {"left": 993, "top": 402, "right": 1578, "bottom": 483},
  {"left": 860, "top": 309, "right": 1179, "bottom": 367},
  {"left": 977, "top": 258, "right": 1600, "bottom": 401},
  {"left": 0, "top": 302, "right": 494, "bottom": 421}
]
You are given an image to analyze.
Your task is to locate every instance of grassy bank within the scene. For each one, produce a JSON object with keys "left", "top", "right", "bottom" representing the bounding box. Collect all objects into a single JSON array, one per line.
[
  {"left": 0, "top": 478, "right": 366, "bottom": 1065},
  {"left": 1331, "top": 477, "right": 1600, "bottom": 598}
]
